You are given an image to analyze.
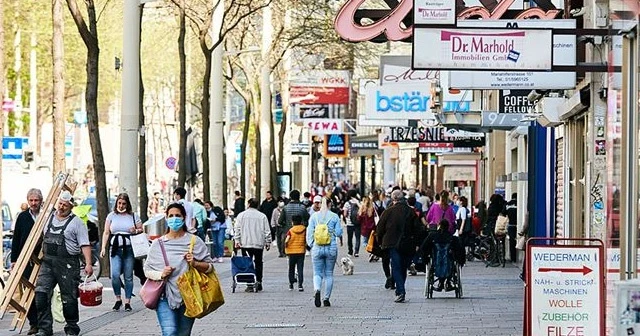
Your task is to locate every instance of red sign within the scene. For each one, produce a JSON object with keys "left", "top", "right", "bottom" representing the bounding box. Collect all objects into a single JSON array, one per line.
[
  {"left": 334, "top": 0, "right": 561, "bottom": 42},
  {"left": 290, "top": 87, "right": 350, "bottom": 105},
  {"left": 2, "top": 99, "right": 15, "bottom": 112}
]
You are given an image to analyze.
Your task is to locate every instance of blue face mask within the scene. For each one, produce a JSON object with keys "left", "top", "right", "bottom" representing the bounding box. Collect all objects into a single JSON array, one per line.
[{"left": 166, "top": 217, "right": 184, "bottom": 231}]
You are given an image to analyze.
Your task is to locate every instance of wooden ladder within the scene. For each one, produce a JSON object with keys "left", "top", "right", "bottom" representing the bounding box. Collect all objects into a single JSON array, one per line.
[{"left": 0, "top": 173, "right": 77, "bottom": 332}]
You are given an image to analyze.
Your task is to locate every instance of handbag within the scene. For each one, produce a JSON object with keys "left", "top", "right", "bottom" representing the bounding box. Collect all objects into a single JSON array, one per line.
[
  {"left": 516, "top": 236, "right": 526, "bottom": 250},
  {"left": 365, "top": 229, "right": 383, "bottom": 257},
  {"left": 129, "top": 214, "right": 150, "bottom": 258},
  {"left": 495, "top": 214, "right": 509, "bottom": 235},
  {"left": 178, "top": 236, "right": 225, "bottom": 318},
  {"left": 139, "top": 239, "right": 169, "bottom": 310}
]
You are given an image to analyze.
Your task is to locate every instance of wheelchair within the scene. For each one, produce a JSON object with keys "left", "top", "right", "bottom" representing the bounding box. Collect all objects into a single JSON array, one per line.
[{"left": 424, "top": 243, "right": 463, "bottom": 299}]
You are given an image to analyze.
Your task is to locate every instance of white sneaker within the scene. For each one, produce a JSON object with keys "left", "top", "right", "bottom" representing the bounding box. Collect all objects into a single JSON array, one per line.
[{"left": 217, "top": 258, "right": 224, "bottom": 263}]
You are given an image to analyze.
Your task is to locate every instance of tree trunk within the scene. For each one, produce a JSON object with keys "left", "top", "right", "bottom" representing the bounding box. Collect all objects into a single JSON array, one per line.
[
  {"left": 240, "top": 103, "right": 251, "bottom": 197},
  {"left": 177, "top": 1, "right": 187, "bottom": 187},
  {"left": 138, "top": 4, "right": 149, "bottom": 222},
  {"left": 222, "top": 132, "right": 228, "bottom": 208},
  {"left": 255, "top": 122, "right": 261, "bottom": 198},
  {"left": 200, "top": 43, "right": 212, "bottom": 201},
  {"left": 269, "top": 106, "right": 277, "bottom": 194},
  {"left": 0, "top": 0, "right": 5, "bottom": 241},
  {"left": 278, "top": 107, "right": 286, "bottom": 172},
  {"left": 52, "top": 0, "right": 66, "bottom": 175}
]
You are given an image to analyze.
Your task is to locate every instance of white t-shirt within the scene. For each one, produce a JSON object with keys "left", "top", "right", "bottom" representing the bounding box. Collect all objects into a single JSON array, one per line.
[
  {"left": 107, "top": 211, "right": 141, "bottom": 246},
  {"left": 177, "top": 199, "right": 195, "bottom": 231},
  {"left": 456, "top": 207, "right": 470, "bottom": 231}
]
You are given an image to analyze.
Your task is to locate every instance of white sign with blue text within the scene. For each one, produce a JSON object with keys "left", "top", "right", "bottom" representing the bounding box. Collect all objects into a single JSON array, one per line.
[
  {"left": 365, "top": 84, "right": 436, "bottom": 120},
  {"left": 529, "top": 246, "right": 602, "bottom": 336}
]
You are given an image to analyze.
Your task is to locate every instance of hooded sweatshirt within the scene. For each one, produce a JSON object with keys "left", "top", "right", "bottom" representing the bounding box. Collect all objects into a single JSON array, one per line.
[{"left": 285, "top": 224, "right": 307, "bottom": 255}]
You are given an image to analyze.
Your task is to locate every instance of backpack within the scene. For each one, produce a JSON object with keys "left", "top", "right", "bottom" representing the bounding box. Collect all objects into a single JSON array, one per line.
[
  {"left": 314, "top": 218, "right": 332, "bottom": 246},
  {"left": 349, "top": 202, "right": 360, "bottom": 226},
  {"left": 434, "top": 242, "right": 452, "bottom": 279}
]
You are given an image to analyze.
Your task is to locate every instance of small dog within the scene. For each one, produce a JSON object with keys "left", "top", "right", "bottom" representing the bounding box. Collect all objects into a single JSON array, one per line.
[{"left": 340, "top": 257, "right": 354, "bottom": 275}]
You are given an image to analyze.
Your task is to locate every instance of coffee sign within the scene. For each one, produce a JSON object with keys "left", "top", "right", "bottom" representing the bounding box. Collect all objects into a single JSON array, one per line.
[{"left": 499, "top": 90, "right": 535, "bottom": 113}]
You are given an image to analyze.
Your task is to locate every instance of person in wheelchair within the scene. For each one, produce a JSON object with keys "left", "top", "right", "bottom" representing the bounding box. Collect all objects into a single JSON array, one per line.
[{"left": 422, "top": 219, "right": 466, "bottom": 291}]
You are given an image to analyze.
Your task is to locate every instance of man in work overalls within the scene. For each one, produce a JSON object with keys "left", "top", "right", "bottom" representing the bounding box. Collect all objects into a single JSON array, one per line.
[{"left": 35, "top": 191, "right": 93, "bottom": 336}]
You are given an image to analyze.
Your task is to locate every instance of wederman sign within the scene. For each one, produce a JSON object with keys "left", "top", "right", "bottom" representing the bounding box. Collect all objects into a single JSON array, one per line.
[{"left": 412, "top": 28, "right": 553, "bottom": 71}]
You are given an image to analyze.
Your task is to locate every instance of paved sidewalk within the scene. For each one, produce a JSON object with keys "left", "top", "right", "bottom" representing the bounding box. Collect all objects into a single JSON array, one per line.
[{"left": 0, "top": 247, "right": 525, "bottom": 336}]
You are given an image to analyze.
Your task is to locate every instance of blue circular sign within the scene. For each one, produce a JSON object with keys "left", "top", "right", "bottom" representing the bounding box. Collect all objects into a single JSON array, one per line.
[{"left": 165, "top": 157, "right": 177, "bottom": 170}]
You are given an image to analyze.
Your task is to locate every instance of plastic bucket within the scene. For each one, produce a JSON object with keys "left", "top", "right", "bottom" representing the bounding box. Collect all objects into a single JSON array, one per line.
[{"left": 78, "top": 275, "right": 103, "bottom": 307}]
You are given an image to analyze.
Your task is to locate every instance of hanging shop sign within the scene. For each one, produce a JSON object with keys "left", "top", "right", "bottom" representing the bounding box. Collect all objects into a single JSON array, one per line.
[
  {"left": 334, "top": 0, "right": 561, "bottom": 43},
  {"left": 413, "top": 0, "right": 456, "bottom": 26},
  {"left": 449, "top": 19, "right": 576, "bottom": 89},
  {"left": 304, "top": 119, "right": 344, "bottom": 135},
  {"left": 418, "top": 143, "right": 473, "bottom": 153},
  {"left": 289, "top": 70, "right": 351, "bottom": 105},
  {"left": 481, "top": 111, "right": 530, "bottom": 128},
  {"left": 499, "top": 90, "right": 535, "bottom": 113},
  {"left": 298, "top": 105, "right": 330, "bottom": 119},
  {"left": 324, "top": 134, "right": 349, "bottom": 158},
  {"left": 384, "top": 126, "right": 485, "bottom": 147},
  {"left": 364, "top": 84, "right": 436, "bottom": 120},
  {"left": 412, "top": 28, "right": 553, "bottom": 71}
]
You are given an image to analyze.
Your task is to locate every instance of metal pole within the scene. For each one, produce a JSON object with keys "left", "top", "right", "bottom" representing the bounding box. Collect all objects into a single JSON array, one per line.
[
  {"left": 209, "top": 0, "right": 224, "bottom": 205},
  {"left": 360, "top": 156, "right": 365, "bottom": 196},
  {"left": 371, "top": 155, "right": 376, "bottom": 191},
  {"left": 620, "top": 26, "right": 639, "bottom": 280},
  {"left": 119, "top": 0, "right": 140, "bottom": 208},
  {"left": 259, "top": 5, "right": 273, "bottom": 197},
  {"left": 29, "top": 32, "right": 37, "bottom": 151}
]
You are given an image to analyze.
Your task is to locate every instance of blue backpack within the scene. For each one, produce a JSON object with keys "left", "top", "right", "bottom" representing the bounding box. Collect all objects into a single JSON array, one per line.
[{"left": 434, "top": 242, "right": 452, "bottom": 279}]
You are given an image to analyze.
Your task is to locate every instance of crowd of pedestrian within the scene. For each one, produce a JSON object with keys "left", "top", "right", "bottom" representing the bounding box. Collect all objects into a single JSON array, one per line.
[{"left": 6, "top": 181, "right": 524, "bottom": 336}]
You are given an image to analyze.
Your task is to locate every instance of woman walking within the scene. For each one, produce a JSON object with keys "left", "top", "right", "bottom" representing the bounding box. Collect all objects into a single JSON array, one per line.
[
  {"left": 306, "top": 198, "right": 343, "bottom": 307},
  {"left": 204, "top": 201, "right": 226, "bottom": 263},
  {"left": 100, "top": 193, "right": 142, "bottom": 312},
  {"left": 425, "top": 190, "right": 456, "bottom": 234},
  {"left": 455, "top": 196, "right": 473, "bottom": 250},
  {"left": 144, "top": 203, "right": 215, "bottom": 336},
  {"left": 357, "top": 196, "right": 377, "bottom": 262}
]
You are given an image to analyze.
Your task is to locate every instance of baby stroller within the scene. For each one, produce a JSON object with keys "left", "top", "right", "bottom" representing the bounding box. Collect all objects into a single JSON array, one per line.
[
  {"left": 424, "top": 242, "right": 463, "bottom": 299},
  {"left": 231, "top": 250, "right": 257, "bottom": 293}
]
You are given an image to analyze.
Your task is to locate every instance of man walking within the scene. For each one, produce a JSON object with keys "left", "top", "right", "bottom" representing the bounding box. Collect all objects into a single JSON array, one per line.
[
  {"left": 234, "top": 198, "right": 271, "bottom": 292},
  {"left": 35, "top": 191, "right": 93, "bottom": 336},
  {"left": 173, "top": 187, "right": 195, "bottom": 232},
  {"left": 342, "top": 189, "right": 361, "bottom": 257},
  {"left": 377, "top": 190, "right": 423, "bottom": 303},
  {"left": 278, "top": 190, "right": 309, "bottom": 257},
  {"left": 505, "top": 193, "right": 518, "bottom": 263},
  {"left": 11, "top": 188, "right": 43, "bottom": 335},
  {"left": 233, "top": 191, "right": 246, "bottom": 216},
  {"left": 259, "top": 191, "right": 278, "bottom": 240},
  {"left": 308, "top": 196, "right": 322, "bottom": 216}
]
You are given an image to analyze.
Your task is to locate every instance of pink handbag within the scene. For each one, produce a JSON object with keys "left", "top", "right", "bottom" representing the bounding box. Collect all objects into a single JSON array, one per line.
[{"left": 140, "top": 239, "right": 169, "bottom": 309}]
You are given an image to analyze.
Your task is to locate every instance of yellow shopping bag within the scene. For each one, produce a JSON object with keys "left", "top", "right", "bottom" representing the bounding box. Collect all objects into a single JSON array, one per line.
[{"left": 177, "top": 236, "right": 225, "bottom": 318}]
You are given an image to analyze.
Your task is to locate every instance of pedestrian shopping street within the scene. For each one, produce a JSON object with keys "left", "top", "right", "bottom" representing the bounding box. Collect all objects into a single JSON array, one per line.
[{"left": 0, "top": 247, "right": 523, "bottom": 336}]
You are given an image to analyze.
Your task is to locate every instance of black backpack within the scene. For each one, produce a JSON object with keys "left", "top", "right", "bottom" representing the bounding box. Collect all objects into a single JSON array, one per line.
[
  {"left": 212, "top": 206, "right": 225, "bottom": 224},
  {"left": 349, "top": 202, "right": 360, "bottom": 226}
]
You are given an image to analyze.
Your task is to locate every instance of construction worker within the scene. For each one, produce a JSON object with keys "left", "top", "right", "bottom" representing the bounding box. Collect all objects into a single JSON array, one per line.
[{"left": 34, "top": 191, "right": 93, "bottom": 336}]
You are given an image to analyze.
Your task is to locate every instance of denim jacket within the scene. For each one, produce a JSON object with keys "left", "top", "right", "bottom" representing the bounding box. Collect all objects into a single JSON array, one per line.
[{"left": 306, "top": 210, "right": 343, "bottom": 248}]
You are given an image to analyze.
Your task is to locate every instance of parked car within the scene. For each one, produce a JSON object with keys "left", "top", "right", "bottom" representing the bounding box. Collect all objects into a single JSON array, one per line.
[{"left": 2, "top": 202, "right": 12, "bottom": 232}]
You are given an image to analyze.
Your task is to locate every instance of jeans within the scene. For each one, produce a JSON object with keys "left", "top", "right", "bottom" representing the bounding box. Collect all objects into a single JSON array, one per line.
[
  {"left": 210, "top": 229, "right": 226, "bottom": 258},
  {"left": 361, "top": 235, "right": 369, "bottom": 248},
  {"left": 382, "top": 253, "right": 391, "bottom": 279},
  {"left": 389, "top": 248, "right": 412, "bottom": 296},
  {"left": 35, "top": 257, "right": 81, "bottom": 335},
  {"left": 111, "top": 246, "right": 134, "bottom": 299},
  {"left": 311, "top": 245, "right": 337, "bottom": 300},
  {"left": 276, "top": 227, "right": 286, "bottom": 256},
  {"left": 346, "top": 225, "right": 361, "bottom": 255},
  {"left": 241, "top": 248, "right": 264, "bottom": 282},
  {"left": 156, "top": 296, "right": 195, "bottom": 336},
  {"left": 288, "top": 254, "right": 305, "bottom": 286}
]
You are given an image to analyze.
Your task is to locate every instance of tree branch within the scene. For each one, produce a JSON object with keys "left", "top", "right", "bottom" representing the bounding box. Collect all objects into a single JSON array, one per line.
[{"left": 66, "top": 0, "right": 98, "bottom": 49}]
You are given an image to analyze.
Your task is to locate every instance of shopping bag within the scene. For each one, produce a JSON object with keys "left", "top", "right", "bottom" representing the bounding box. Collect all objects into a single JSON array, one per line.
[
  {"left": 130, "top": 233, "right": 151, "bottom": 258},
  {"left": 178, "top": 236, "right": 225, "bottom": 318},
  {"left": 52, "top": 285, "right": 64, "bottom": 323},
  {"left": 365, "top": 230, "right": 383, "bottom": 257}
]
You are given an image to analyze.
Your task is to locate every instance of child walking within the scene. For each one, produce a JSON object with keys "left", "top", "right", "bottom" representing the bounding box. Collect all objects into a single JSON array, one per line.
[{"left": 286, "top": 215, "right": 307, "bottom": 291}]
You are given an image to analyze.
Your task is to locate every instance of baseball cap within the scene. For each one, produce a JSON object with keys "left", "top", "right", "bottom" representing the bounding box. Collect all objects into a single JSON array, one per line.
[{"left": 313, "top": 195, "right": 322, "bottom": 203}]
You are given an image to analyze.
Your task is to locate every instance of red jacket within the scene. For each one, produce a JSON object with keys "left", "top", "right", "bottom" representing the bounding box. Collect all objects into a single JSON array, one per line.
[{"left": 358, "top": 213, "right": 376, "bottom": 238}]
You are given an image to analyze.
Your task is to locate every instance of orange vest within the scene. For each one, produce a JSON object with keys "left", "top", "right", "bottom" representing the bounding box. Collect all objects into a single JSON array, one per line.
[{"left": 285, "top": 225, "right": 307, "bottom": 255}]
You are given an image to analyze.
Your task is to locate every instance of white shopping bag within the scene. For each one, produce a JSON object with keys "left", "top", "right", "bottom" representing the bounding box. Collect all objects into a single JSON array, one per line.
[{"left": 130, "top": 233, "right": 151, "bottom": 259}]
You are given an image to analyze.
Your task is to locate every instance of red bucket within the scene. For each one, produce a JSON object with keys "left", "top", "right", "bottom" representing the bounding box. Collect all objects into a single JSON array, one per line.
[{"left": 79, "top": 275, "right": 103, "bottom": 307}]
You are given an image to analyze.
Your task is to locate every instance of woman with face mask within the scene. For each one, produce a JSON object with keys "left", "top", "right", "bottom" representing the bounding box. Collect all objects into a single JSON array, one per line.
[
  {"left": 270, "top": 199, "right": 285, "bottom": 242},
  {"left": 100, "top": 193, "right": 142, "bottom": 312},
  {"left": 144, "top": 203, "right": 215, "bottom": 336}
]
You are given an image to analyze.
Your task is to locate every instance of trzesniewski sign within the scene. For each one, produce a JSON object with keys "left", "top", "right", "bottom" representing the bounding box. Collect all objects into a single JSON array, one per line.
[
  {"left": 384, "top": 127, "right": 485, "bottom": 147},
  {"left": 365, "top": 84, "right": 436, "bottom": 120},
  {"left": 412, "top": 28, "right": 553, "bottom": 71}
]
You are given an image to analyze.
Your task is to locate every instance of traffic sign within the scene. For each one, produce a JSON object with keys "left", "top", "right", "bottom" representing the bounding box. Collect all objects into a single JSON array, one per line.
[
  {"left": 2, "top": 137, "right": 29, "bottom": 160},
  {"left": 527, "top": 239, "right": 605, "bottom": 336},
  {"left": 165, "top": 156, "right": 177, "bottom": 170}
]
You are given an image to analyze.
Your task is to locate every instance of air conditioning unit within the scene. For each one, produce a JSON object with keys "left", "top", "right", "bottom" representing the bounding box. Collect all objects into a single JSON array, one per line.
[
  {"left": 558, "top": 87, "right": 590, "bottom": 120},
  {"left": 536, "top": 96, "right": 566, "bottom": 127}
]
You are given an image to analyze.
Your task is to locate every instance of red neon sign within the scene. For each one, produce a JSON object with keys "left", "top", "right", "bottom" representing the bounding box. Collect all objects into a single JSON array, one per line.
[{"left": 334, "top": 0, "right": 562, "bottom": 42}]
